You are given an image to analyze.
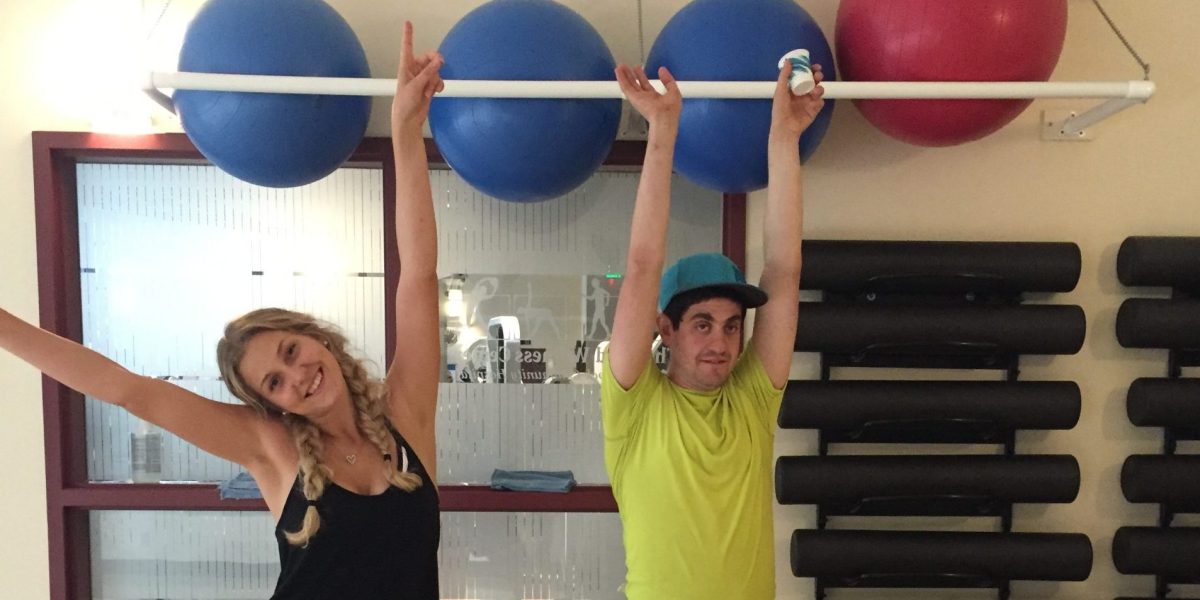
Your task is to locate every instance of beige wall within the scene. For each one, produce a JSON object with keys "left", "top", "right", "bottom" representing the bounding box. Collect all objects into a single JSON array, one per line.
[{"left": 1, "top": 0, "right": 1195, "bottom": 598}]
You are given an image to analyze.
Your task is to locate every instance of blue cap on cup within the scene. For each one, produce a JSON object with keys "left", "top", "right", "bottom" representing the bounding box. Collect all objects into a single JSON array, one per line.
[{"left": 659, "top": 252, "right": 769, "bottom": 312}]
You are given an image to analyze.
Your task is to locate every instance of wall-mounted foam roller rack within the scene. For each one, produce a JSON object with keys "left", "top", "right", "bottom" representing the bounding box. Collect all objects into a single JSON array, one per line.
[
  {"left": 780, "top": 240, "right": 1093, "bottom": 600},
  {"left": 1113, "top": 236, "right": 1200, "bottom": 600}
]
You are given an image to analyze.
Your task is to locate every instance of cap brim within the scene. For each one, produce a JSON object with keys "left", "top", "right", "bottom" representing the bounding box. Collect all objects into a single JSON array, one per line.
[{"left": 688, "top": 283, "right": 769, "bottom": 310}]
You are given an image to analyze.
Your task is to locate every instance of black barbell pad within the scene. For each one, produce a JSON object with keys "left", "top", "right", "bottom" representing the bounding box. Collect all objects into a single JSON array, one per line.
[
  {"left": 776, "top": 454, "right": 1079, "bottom": 505},
  {"left": 1126, "top": 378, "right": 1200, "bottom": 428},
  {"left": 1116, "top": 298, "right": 1200, "bottom": 349},
  {"left": 800, "top": 240, "right": 1080, "bottom": 293},
  {"left": 1116, "top": 236, "right": 1200, "bottom": 290},
  {"left": 791, "top": 529, "right": 1093, "bottom": 581},
  {"left": 1112, "top": 527, "right": 1200, "bottom": 577},
  {"left": 780, "top": 380, "right": 1080, "bottom": 431},
  {"left": 1121, "top": 455, "right": 1200, "bottom": 503},
  {"left": 795, "top": 303, "right": 1086, "bottom": 355}
]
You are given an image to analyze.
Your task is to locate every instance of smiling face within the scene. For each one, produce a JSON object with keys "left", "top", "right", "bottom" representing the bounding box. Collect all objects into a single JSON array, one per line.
[
  {"left": 657, "top": 297, "right": 746, "bottom": 392},
  {"left": 236, "top": 330, "right": 349, "bottom": 418}
]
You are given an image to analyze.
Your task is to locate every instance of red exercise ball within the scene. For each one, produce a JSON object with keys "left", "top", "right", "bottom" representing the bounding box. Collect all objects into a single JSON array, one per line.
[{"left": 836, "top": 0, "right": 1068, "bottom": 146}]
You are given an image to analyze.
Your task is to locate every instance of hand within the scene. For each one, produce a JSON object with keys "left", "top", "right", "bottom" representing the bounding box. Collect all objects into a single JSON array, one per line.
[
  {"left": 615, "top": 65, "right": 681, "bottom": 130},
  {"left": 771, "top": 62, "right": 826, "bottom": 140},
  {"left": 391, "top": 21, "right": 445, "bottom": 137}
]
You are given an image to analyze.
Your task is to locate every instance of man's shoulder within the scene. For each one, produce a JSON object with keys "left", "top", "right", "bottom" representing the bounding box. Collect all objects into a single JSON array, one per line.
[{"left": 601, "top": 356, "right": 667, "bottom": 399}]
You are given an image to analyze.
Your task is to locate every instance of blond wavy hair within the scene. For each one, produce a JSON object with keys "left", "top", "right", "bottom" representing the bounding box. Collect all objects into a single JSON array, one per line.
[{"left": 216, "top": 308, "right": 422, "bottom": 547}]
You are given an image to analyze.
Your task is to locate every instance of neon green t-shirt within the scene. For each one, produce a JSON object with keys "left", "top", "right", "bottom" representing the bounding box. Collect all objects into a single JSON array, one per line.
[{"left": 601, "top": 345, "right": 785, "bottom": 600}]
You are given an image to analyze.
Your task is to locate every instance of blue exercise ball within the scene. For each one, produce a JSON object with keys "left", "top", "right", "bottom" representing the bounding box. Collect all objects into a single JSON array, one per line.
[
  {"left": 647, "top": 0, "right": 836, "bottom": 193},
  {"left": 175, "top": 0, "right": 370, "bottom": 188},
  {"left": 430, "top": 0, "right": 620, "bottom": 203}
]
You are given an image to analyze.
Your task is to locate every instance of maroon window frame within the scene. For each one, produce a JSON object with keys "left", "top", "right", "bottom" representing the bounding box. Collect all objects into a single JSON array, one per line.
[{"left": 31, "top": 131, "right": 746, "bottom": 600}]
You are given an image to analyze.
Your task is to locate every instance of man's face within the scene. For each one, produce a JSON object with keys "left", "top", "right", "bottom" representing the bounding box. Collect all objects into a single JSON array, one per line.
[{"left": 659, "top": 297, "right": 744, "bottom": 392}]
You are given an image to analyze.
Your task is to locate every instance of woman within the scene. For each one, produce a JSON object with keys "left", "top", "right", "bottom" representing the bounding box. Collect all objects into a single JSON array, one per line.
[{"left": 0, "top": 22, "right": 446, "bottom": 599}]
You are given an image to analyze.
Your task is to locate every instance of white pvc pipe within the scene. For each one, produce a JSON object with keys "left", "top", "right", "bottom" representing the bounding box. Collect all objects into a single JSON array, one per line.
[{"left": 149, "top": 71, "right": 1156, "bottom": 101}]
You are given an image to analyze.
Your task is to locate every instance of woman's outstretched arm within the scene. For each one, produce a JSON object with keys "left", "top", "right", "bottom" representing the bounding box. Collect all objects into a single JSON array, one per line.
[
  {"left": 384, "top": 21, "right": 444, "bottom": 479},
  {"left": 0, "top": 307, "right": 281, "bottom": 472}
]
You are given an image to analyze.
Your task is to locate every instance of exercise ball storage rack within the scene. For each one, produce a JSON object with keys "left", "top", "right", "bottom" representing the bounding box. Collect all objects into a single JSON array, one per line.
[
  {"left": 1113, "top": 236, "right": 1200, "bottom": 600},
  {"left": 145, "top": 72, "right": 1155, "bottom": 138},
  {"left": 780, "top": 240, "right": 1093, "bottom": 600}
]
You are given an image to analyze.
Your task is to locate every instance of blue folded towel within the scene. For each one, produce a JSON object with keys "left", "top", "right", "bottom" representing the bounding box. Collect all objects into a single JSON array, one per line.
[
  {"left": 218, "top": 471, "right": 263, "bottom": 500},
  {"left": 490, "top": 469, "right": 577, "bottom": 493}
]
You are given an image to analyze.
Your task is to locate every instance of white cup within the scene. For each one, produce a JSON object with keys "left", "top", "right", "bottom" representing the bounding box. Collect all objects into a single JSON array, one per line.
[{"left": 777, "top": 49, "right": 814, "bottom": 95}]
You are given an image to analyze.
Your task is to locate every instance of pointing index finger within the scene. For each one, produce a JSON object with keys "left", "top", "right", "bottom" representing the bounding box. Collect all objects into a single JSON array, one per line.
[{"left": 401, "top": 21, "right": 415, "bottom": 82}]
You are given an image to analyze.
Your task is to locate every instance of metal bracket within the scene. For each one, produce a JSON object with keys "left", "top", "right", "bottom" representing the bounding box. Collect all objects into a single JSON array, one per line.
[{"left": 1041, "top": 110, "right": 1094, "bottom": 141}]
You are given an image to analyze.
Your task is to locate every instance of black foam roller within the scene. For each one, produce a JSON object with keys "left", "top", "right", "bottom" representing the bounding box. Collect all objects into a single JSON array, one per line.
[
  {"left": 795, "top": 303, "right": 1086, "bottom": 355},
  {"left": 1112, "top": 527, "right": 1200, "bottom": 577},
  {"left": 1121, "top": 455, "right": 1200, "bottom": 504},
  {"left": 780, "top": 380, "right": 1081, "bottom": 431},
  {"left": 801, "top": 240, "right": 1081, "bottom": 293},
  {"left": 791, "top": 530, "right": 1093, "bottom": 581},
  {"left": 776, "top": 455, "right": 1080, "bottom": 505},
  {"left": 1127, "top": 378, "right": 1200, "bottom": 428},
  {"left": 1117, "top": 236, "right": 1200, "bottom": 290},
  {"left": 1116, "top": 299, "right": 1200, "bottom": 349}
]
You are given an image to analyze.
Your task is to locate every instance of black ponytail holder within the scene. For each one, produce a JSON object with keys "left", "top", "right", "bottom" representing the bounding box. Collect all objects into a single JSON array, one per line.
[{"left": 383, "top": 452, "right": 393, "bottom": 462}]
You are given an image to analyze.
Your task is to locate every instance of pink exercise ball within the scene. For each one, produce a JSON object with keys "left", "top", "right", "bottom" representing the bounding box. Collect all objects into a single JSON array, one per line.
[{"left": 836, "top": 0, "right": 1068, "bottom": 147}]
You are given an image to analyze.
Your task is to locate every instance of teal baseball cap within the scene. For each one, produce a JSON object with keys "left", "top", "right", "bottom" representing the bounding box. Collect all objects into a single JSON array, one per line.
[{"left": 658, "top": 252, "right": 769, "bottom": 312}]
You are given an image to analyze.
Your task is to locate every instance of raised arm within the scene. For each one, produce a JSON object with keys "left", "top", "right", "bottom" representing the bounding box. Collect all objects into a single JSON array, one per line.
[
  {"left": 607, "top": 65, "right": 682, "bottom": 389},
  {"left": 384, "top": 22, "right": 444, "bottom": 470},
  {"left": 0, "top": 307, "right": 276, "bottom": 470},
  {"left": 751, "top": 62, "right": 825, "bottom": 388}
]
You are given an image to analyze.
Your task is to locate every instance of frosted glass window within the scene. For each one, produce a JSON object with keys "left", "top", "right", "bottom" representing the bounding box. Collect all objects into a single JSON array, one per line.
[
  {"left": 90, "top": 510, "right": 625, "bottom": 600},
  {"left": 78, "top": 164, "right": 387, "bottom": 483},
  {"left": 78, "top": 164, "right": 722, "bottom": 485},
  {"left": 436, "top": 383, "right": 607, "bottom": 484},
  {"left": 440, "top": 512, "right": 626, "bottom": 599},
  {"left": 431, "top": 170, "right": 722, "bottom": 276},
  {"left": 90, "top": 510, "right": 277, "bottom": 600}
]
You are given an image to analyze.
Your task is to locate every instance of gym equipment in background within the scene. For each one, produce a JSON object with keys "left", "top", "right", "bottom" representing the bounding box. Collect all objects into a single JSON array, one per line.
[
  {"left": 779, "top": 239, "right": 1092, "bottom": 599},
  {"left": 150, "top": 0, "right": 1152, "bottom": 192},
  {"left": 175, "top": 0, "right": 370, "bottom": 188},
  {"left": 430, "top": 0, "right": 620, "bottom": 203},
  {"left": 1113, "top": 236, "right": 1200, "bottom": 600},
  {"left": 646, "top": 0, "right": 836, "bottom": 192},
  {"left": 835, "top": 0, "right": 1068, "bottom": 146}
]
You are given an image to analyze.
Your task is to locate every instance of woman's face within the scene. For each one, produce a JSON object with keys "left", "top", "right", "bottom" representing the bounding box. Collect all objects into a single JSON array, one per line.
[{"left": 237, "top": 331, "right": 348, "bottom": 417}]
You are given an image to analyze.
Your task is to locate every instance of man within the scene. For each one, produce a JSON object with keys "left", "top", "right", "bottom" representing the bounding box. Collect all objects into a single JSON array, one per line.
[{"left": 604, "top": 59, "right": 825, "bottom": 599}]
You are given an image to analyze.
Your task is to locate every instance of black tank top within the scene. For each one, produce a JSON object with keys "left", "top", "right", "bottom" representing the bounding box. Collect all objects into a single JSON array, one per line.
[{"left": 270, "top": 429, "right": 440, "bottom": 600}]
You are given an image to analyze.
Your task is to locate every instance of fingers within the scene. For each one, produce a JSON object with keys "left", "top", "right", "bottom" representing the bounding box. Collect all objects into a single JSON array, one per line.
[
  {"left": 640, "top": 65, "right": 653, "bottom": 88},
  {"left": 424, "top": 71, "right": 443, "bottom": 98},
  {"left": 615, "top": 64, "right": 639, "bottom": 94},
  {"left": 658, "top": 66, "right": 680, "bottom": 96},
  {"left": 616, "top": 64, "right": 654, "bottom": 95},
  {"left": 400, "top": 21, "right": 414, "bottom": 82},
  {"left": 616, "top": 64, "right": 678, "bottom": 98},
  {"left": 809, "top": 65, "right": 826, "bottom": 103},
  {"left": 410, "top": 50, "right": 439, "bottom": 80},
  {"left": 410, "top": 52, "right": 445, "bottom": 97},
  {"left": 774, "top": 60, "right": 792, "bottom": 101}
]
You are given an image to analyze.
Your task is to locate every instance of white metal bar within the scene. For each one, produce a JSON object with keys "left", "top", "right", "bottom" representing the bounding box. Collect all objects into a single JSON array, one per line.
[
  {"left": 149, "top": 71, "right": 1156, "bottom": 101},
  {"left": 827, "top": 79, "right": 1154, "bottom": 101},
  {"left": 1060, "top": 97, "right": 1145, "bottom": 135},
  {"left": 141, "top": 83, "right": 176, "bottom": 114}
]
